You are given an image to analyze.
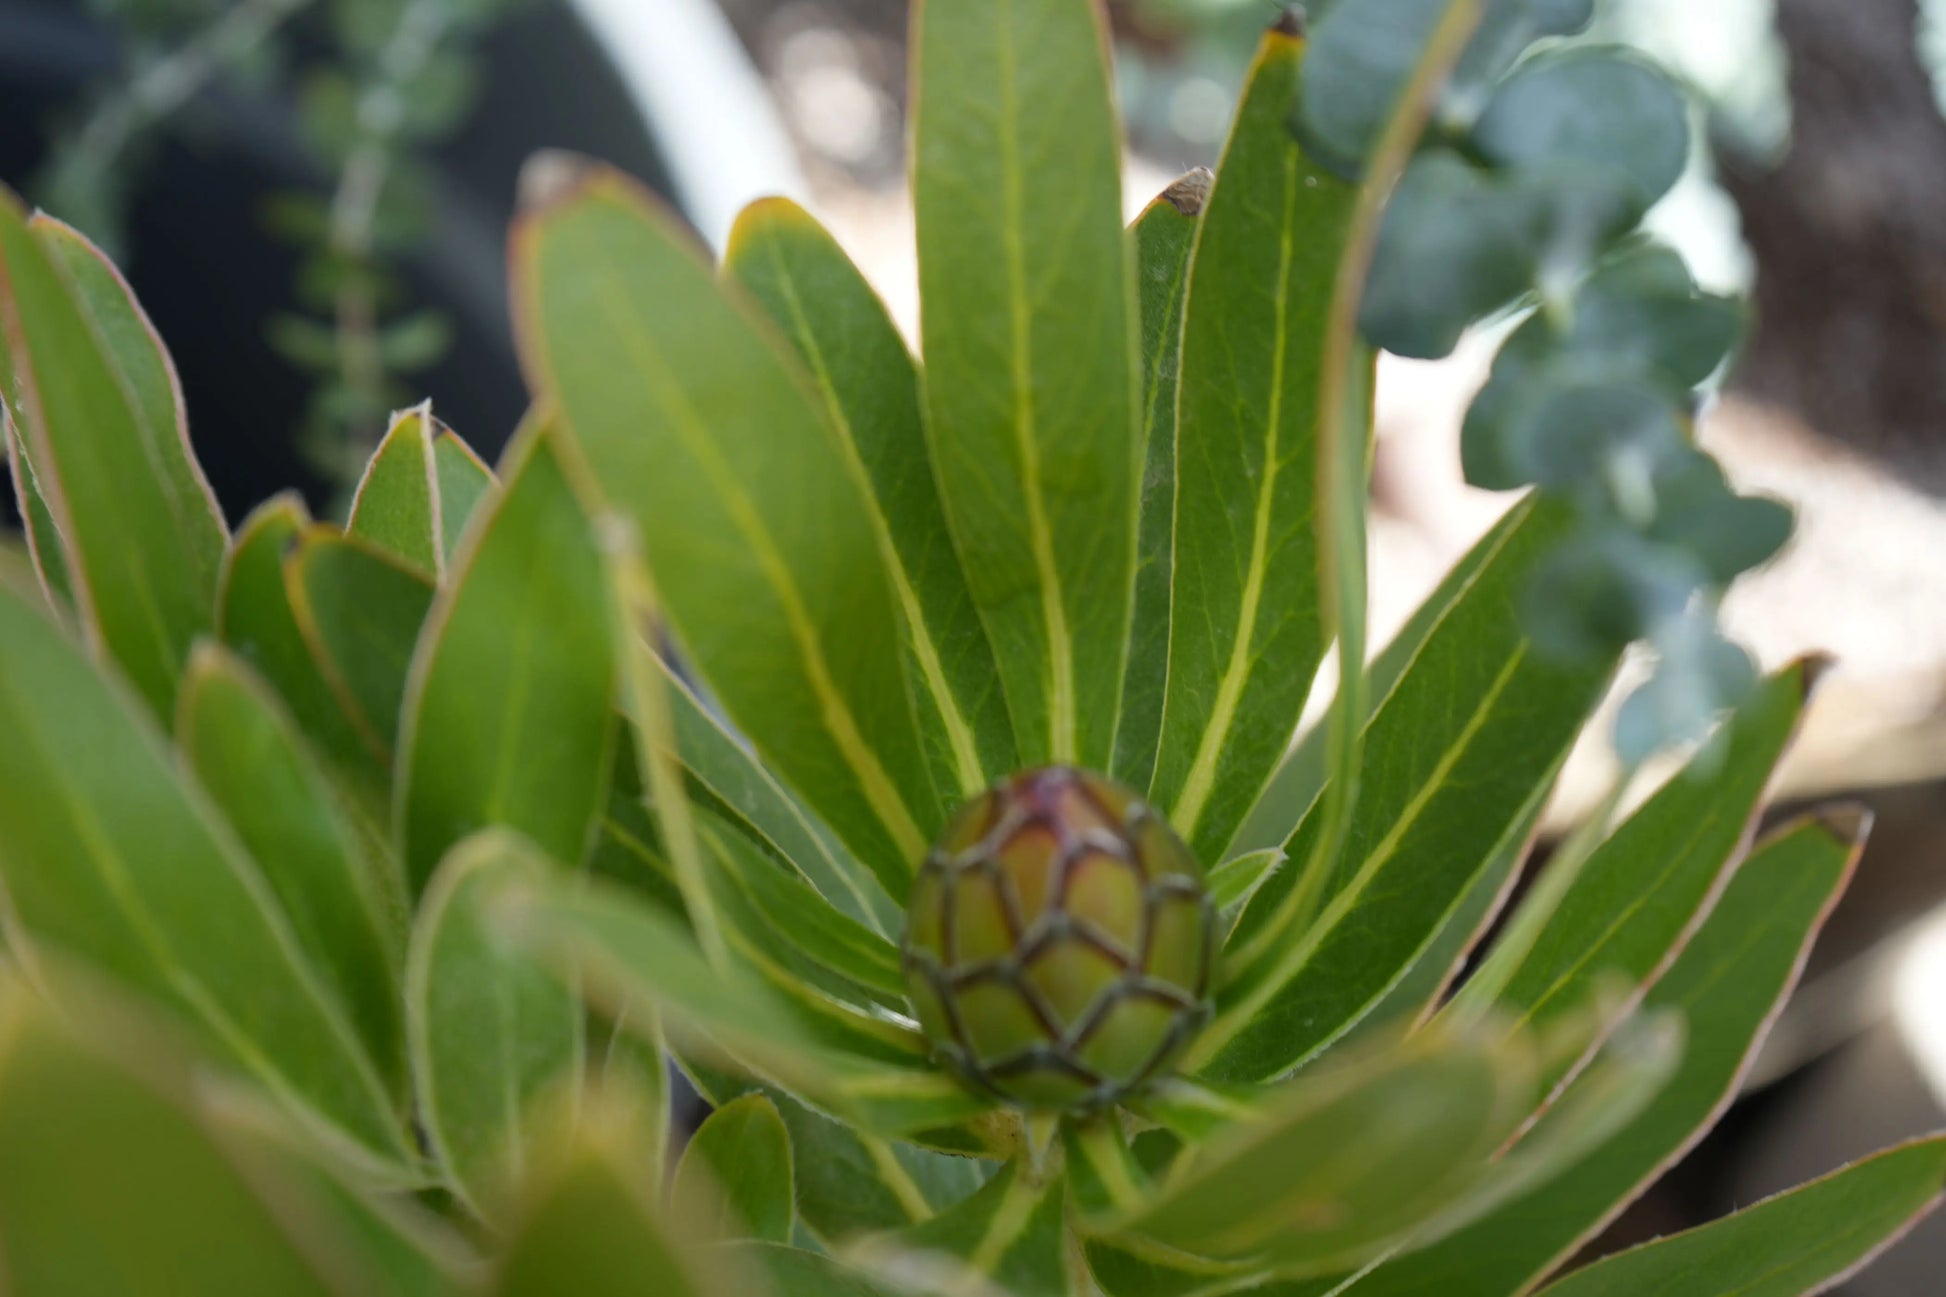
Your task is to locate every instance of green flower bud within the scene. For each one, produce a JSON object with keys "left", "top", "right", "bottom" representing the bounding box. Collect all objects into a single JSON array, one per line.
[{"left": 901, "top": 766, "right": 1214, "bottom": 1111}]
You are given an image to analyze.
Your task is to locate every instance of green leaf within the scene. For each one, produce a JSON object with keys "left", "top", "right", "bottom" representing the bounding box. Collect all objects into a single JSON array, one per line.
[
  {"left": 395, "top": 422, "right": 618, "bottom": 897},
  {"left": 405, "top": 831, "right": 584, "bottom": 1217},
  {"left": 1097, "top": 1029, "right": 1536, "bottom": 1272},
  {"left": 911, "top": 0, "right": 1139, "bottom": 772},
  {"left": 1455, "top": 661, "right": 1816, "bottom": 1081},
  {"left": 347, "top": 404, "right": 443, "bottom": 577},
  {"left": 514, "top": 164, "right": 940, "bottom": 897},
  {"left": 1195, "top": 498, "right": 1615, "bottom": 1082},
  {"left": 0, "top": 197, "right": 227, "bottom": 718},
  {"left": 769, "top": 1089, "right": 985, "bottom": 1244},
  {"left": 1149, "top": 31, "right": 1357, "bottom": 864},
  {"left": 867, "top": 1161, "right": 1074, "bottom": 1297},
  {"left": 1534, "top": 1136, "right": 1946, "bottom": 1297},
  {"left": 1233, "top": 500, "right": 1530, "bottom": 858},
  {"left": 703, "top": 819, "right": 906, "bottom": 1010},
  {"left": 176, "top": 642, "right": 407, "bottom": 1088},
  {"left": 672, "top": 1092, "right": 796, "bottom": 1244},
  {"left": 492, "top": 1097, "right": 737, "bottom": 1297},
  {"left": 498, "top": 865, "right": 997, "bottom": 1145},
  {"left": 287, "top": 532, "right": 436, "bottom": 761},
  {"left": 432, "top": 425, "right": 495, "bottom": 559},
  {"left": 217, "top": 494, "right": 375, "bottom": 773},
  {"left": 1113, "top": 172, "right": 1205, "bottom": 791},
  {"left": 724, "top": 197, "right": 1015, "bottom": 800},
  {"left": 1473, "top": 47, "right": 1690, "bottom": 220},
  {"left": 0, "top": 987, "right": 394, "bottom": 1297},
  {"left": 662, "top": 664, "right": 897, "bottom": 935},
  {"left": 0, "top": 558, "right": 411, "bottom": 1175},
  {"left": 1340, "top": 811, "right": 1868, "bottom": 1296},
  {"left": 729, "top": 1242, "right": 902, "bottom": 1297},
  {"left": 3, "top": 410, "right": 72, "bottom": 609}
]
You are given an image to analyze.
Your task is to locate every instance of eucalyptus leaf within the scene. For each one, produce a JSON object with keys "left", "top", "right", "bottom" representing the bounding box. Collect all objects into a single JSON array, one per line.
[{"left": 1473, "top": 48, "right": 1690, "bottom": 220}]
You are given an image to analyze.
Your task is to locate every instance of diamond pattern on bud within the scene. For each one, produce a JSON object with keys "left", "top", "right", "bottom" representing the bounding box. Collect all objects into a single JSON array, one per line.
[{"left": 901, "top": 766, "right": 1215, "bottom": 1111}]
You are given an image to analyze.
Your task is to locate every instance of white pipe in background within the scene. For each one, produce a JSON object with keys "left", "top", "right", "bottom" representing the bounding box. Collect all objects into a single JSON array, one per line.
[{"left": 567, "top": 0, "right": 809, "bottom": 251}]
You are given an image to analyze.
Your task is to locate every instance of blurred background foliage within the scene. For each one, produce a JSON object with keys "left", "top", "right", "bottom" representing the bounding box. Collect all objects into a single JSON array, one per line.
[{"left": 12, "top": 0, "right": 1946, "bottom": 1290}]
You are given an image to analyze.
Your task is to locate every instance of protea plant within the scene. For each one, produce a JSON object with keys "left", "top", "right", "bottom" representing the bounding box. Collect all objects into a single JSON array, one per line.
[{"left": 0, "top": 0, "right": 1938, "bottom": 1294}]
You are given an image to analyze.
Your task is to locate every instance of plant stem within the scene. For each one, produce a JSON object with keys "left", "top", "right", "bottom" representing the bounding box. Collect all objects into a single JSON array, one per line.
[{"left": 58, "top": 0, "right": 315, "bottom": 184}]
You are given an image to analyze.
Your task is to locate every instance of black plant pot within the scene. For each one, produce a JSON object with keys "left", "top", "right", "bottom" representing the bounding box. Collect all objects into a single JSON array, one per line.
[{"left": 0, "top": 0, "right": 684, "bottom": 520}]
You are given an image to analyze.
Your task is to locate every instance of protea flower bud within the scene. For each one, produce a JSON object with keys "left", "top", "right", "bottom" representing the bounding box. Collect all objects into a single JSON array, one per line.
[{"left": 901, "top": 766, "right": 1214, "bottom": 1111}]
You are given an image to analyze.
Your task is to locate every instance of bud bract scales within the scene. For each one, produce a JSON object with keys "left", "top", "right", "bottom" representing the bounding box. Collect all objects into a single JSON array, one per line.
[{"left": 901, "top": 767, "right": 1215, "bottom": 1110}]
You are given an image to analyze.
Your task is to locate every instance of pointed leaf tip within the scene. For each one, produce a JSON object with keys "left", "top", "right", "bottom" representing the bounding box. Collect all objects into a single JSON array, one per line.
[
  {"left": 1161, "top": 168, "right": 1215, "bottom": 216},
  {"left": 1813, "top": 802, "right": 1874, "bottom": 848},
  {"left": 517, "top": 151, "right": 604, "bottom": 218}
]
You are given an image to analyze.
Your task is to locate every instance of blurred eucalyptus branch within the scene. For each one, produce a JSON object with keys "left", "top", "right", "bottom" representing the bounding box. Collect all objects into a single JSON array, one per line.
[{"left": 29, "top": 0, "right": 528, "bottom": 490}]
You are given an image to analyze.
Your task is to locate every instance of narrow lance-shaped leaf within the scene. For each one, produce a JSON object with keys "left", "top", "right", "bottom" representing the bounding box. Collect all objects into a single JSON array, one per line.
[
  {"left": 347, "top": 403, "right": 444, "bottom": 578},
  {"left": 514, "top": 162, "right": 941, "bottom": 897},
  {"left": 1341, "top": 811, "right": 1869, "bottom": 1297},
  {"left": 0, "top": 986, "right": 366, "bottom": 1297},
  {"left": 661, "top": 663, "right": 898, "bottom": 935},
  {"left": 177, "top": 642, "right": 407, "bottom": 1090},
  {"left": 499, "top": 865, "right": 999, "bottom": 1147},
  {"left": 1534, "top": 1136, "right": 1946, "bottom": 1297},
  {"left": 1456, "top": 660, "right": 1817, "bottom": 1087},
  {"left": 767, "top": 1088, "right": 984, "bottom": 1245},
  {"left": 217, "top": 494, "right": 374, "bottom": 775},
  {"left": 492, "top": 1094, "right": 746, "bottom": 1297},
  {"left": 395, "top": 420, "right": 618, "bottom": 896},
  {"left": 1232, "top": 498, "right": 1532, "bottom": 857},
  {"left": 0, "top": 556, "right": 411, "bottom": 1174},
  {"left": 1149, "top": 26, "right": 1357, "bottom": 864},
  {"left": 911, "top": 0, "right": 1140, "bottom": 772},
  {"left": 406, "top": 831, "right": 584, "bottom": 1219},
  {"left": 0, "top": 195, "right": 226, "bottom": 717},
  {"left": 1113, "top": 171, "right": 1207, "bottom": 791},
  {"left": 1195, "top": 498, "right": 1615, "bottom": 1082},
  {"left": 863, "top": 1161, "right": 1076, "bottom": 1297},
  {"left": 4, "top": 408, "right": 72, "bottom": 609},
  {"left": 433, "top": 426, "right": 496, "bottom": 559},
  {"left": 287, "top": 531, "right": 437, "bottom": 762},
  {"left": 671, "top": 1092, "right": 795, "bottom": 1244},
  {"left": 725, "top": 197, "right": 1016, "bottom": 799},
  {"left": 1095, "top": 1029, "right": 1536, "bottom": 1273}
]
